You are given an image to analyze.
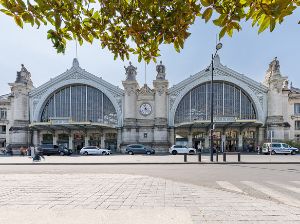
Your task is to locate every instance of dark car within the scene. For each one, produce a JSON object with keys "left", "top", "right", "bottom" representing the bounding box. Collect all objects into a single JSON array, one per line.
[
  {"left": 38, "top": 144, "right": 72, "bottom": 156},
  {"left": 125, "top": 144, "right": 155, "bottom": 155}
]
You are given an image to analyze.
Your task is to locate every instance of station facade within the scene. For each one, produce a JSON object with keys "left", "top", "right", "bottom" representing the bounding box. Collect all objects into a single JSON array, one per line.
[{"left": 1, "top": 56, "right": 300, "bottom": 153}]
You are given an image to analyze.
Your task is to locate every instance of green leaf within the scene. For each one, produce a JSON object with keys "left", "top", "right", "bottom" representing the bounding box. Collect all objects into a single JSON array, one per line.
[
  {"left": 270, "top": 18, "right": 276, "bottom": 32},
  {"left": 258, "top": 16, "right": 270, "bottom": 34},
  {"left": 0, "top": 9, "right": 14, "bottom": 17},
  {"left": 202, "top": 8, "right": 213, "bottom": 23},
  {"left": 14, "top": 15, "right": 23, "bottom": 28},
  {"left": 219, "top": 26, "right": 226, "bottom": 39}
]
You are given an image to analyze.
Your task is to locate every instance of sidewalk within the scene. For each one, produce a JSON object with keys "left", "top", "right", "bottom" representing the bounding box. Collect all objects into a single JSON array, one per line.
[{"left": 0, "top": 154, "right": 299, "bottom": 164}]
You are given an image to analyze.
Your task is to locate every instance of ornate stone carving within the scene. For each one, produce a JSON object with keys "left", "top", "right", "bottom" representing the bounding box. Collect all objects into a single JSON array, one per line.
[
  {"left": 125, "top": 87, "right": 136, "bottom": 96},
  {"left": 156, "top": 85, "right": 165, "bottom": 96},
  {"left": 138, "top": 84, "right": 153, "bottom": 95},
  {"left": 248, "top": 86, "right": 264, "bottom": 107},
  {"left": 124, "top": 62, "right": 137, "bottom": 81},
  {"left": 156, "top": 61, "right": 166, "bottom": 80}
]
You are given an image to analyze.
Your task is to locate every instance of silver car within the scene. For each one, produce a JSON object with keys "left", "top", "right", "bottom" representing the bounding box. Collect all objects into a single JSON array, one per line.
[{"left": 80, "top": 146, "right": 111, "bottom": 155}]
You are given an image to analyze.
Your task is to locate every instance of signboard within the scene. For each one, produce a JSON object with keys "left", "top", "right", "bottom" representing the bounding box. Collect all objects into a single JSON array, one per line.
[
  {"left": 50, "top": 117, "right": 71, "bottom": 125},
  {"left": 213, "top": 117, "right": 236, "bottom": 122}
]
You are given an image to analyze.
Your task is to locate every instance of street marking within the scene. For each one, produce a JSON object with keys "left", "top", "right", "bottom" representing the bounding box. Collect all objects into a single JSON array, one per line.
[
  {"left": 291, "top": 181, "right": 300, "bottom": 186},
  {"left": 242, "top": 181, "right": 300, "bottom": 208},
  {"left": 216, "top": 181, "right": 244, "bottom": 194},
  {"left": 267, "top": 181, "right": 300, "bottom": 194}
]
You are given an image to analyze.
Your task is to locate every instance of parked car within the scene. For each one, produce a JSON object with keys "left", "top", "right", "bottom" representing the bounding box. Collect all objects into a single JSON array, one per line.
[
  {"left": 38, "top": 144, "right": 72, "bottom": 156},
  {"left": 169, "top": 145, "right": 196, "bottom": 155},
  {"left": 262, "top": 143, "right": 297, "bottom": 155},
  {"left": 80, "top": 146, "right": 111, "bottom": 155},
  {"left": 125, "top": 144, "right": 155, "bottom": 155}
]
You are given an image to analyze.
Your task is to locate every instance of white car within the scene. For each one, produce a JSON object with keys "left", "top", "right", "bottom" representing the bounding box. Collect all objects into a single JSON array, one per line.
[
  {"left": 169, "top": 145, "right": 196, "bottom": 155},
  {"left": 262, "top": 143, "right": 297, "bottom": 155},
  {"left": 80, "top": 146, "right": 111, "bottom": 155}
]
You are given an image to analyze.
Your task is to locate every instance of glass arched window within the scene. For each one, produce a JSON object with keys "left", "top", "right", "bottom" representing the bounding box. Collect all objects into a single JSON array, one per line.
[
  {"left": 41, "top": 85, "right": 117, "bottom": 124},
  {"left": 175, "top": 81, "right": 256, "bottom": 124}
]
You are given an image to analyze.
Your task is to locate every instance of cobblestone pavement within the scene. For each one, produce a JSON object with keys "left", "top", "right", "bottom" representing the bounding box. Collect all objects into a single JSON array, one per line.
[{"left": 0, "top": 174, "right": 299, "bottom": 223}]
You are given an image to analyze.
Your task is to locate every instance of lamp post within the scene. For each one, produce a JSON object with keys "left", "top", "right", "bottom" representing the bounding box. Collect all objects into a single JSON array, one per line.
[{"left": 210, "top": 43, "right": 223, "bottom": 162}]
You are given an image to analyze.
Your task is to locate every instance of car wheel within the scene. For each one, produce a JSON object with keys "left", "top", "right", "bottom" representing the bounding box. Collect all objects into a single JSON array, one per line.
[
  {"left": 291, "top": 150, "right": 296, "bottom": 155},
  {"left": 172, "top": 150, "right": 177, "bottom": 155},
  {"left": 84, "top": 151, "right": 88, "bottom": 155},
  {"left": 146, "top": 151, "right": 151, "bottom": 155},
  {"left": 128, "top": 151, "right": 134, "bottom": 155},
  {"left": 271, "top": 150, "right": 276, "bottom": 155},
  {"left": 102, "top": 151, "right": 106, "bottom": 155},
  {"left": 189, "top": 150, "right": 195, "bottom": 154},
  {"left": 59, "top": 152, "right": 65, "bottom": 156}
]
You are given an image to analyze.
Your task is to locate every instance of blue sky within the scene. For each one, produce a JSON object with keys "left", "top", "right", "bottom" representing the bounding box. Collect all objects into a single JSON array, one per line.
[{"left": 0, "top": 10, "right": 300, "bottom": 96}]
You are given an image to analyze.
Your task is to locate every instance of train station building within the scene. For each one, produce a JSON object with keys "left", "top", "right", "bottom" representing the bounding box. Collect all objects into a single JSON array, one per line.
[{"left": 1, "top": 56, "right": 300, "bottom": 153}]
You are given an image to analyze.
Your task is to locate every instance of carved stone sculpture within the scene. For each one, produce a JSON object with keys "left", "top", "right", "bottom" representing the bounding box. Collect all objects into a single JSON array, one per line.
[
  {"left": 268, "top": 57, "right": 280, "bottom": 75},
  {"left": 16, "top": 64, "right": 33, "bottom": 85},
  {"left": 124, "top": 62, "right": 137, "bottom": 81},
  {"left": 156, "top": 60, "right": 166, "bottom": 80}
]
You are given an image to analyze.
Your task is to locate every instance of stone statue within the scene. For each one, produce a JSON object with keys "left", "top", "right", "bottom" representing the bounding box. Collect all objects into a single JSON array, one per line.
[
  {"left": 283, "top": 79, "right": 288, "bottom": 89},
  {"left": 268, "top": 57, "right": 280, "bottom": 75},
  {"left": 156, "top": 60, "right": 166, "bottom": 80},
  {"left": 124, "top": 62, "right": 137, "bottom": 81},
  {"left": 16, "top": 64, "right": 32, "bottom": 85}
]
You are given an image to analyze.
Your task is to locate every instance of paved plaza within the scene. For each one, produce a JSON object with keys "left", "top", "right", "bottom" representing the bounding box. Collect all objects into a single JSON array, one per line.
[{"left": 0, "top": 172, "right": 299, "bottom": 224}]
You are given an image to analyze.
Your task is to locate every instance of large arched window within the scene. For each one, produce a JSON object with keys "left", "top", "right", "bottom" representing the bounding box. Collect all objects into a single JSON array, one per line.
[
  {"left": 41, "top": 85, "right": 117, "bottom": 124},
  {"left": 175, "top": 81, "right": 256, "bottom": 124}
]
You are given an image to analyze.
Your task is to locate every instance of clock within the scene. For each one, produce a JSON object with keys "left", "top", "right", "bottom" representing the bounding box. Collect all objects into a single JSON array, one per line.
[{"left": 139, "top": 103, "right": 152, "bottom": 116}]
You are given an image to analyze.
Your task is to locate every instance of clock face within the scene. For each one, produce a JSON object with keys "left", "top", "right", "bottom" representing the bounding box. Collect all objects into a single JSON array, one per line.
[{"left": 140, "top": 103, "right": 152, "bottom": 116}]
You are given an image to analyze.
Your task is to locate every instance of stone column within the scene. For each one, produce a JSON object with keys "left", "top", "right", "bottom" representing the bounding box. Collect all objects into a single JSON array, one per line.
[
  {"left": 221, "top": 135, "right": 226, "bottom": 152},
  {"left": 117, "top": 128, "right": 122, "bottom": 152},
  {"left": 258, "top": 127, "right": 265, "bottom": 145},
  {"left": 101, "top": 134, "right": 106, "bottom": 148},
  {"left": 33, "top": 130, "right": 39, "bottom": 146},
  {"left": 204, "top": 135, "right": 209, "bottom": 149},
  {"left": 238, "top": 134, "right": 243, "bottom": 151},
  {"left": 53, "top": 132, "right": 57, "bottom": 145},
  {"left": 169, "top": 128, "right": 175, "bottom": 145},
  {"left": 68, "top": 134, "right": 73, "bottom": 150},
  {"left": 84, "top": 135, "right": 89, "bottom": 147},
  {"left": 187, "top": 134, "right": 193, "bottom": 148}
]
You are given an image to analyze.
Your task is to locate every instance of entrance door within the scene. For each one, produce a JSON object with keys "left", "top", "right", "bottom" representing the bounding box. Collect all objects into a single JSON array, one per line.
[{"left": 226, "top": 139, "right": 237, "bottom": 152}]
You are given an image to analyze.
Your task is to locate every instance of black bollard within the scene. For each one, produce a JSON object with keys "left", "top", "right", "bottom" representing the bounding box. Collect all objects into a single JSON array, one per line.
[
  {"left": 198, "top": 153, "right": 201, "bottom": 162},
  {"left": 184, "top": 153, "right": 187, "bottom": 162},
  {"left": 238, "top": 152, "right": 241, "bottom": 162},
  {"left": 223, "top": 152, "right": 226, "bottom": 162}
]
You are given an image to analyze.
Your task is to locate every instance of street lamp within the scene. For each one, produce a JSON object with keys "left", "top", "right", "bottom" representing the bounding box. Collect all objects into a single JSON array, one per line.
[{"left": 209, "top": 43, "right": 222, "bottom": 162}]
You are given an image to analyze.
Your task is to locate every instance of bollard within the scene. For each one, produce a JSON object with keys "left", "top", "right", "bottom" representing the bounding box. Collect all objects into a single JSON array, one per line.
[
  {"left": 238, "top": 152, "right": 241, "bottom": 162},
  {"left": 216, "top": 151, "right": 218, "bottom": 162},
  {"left": 198, "top": 153, "right": 201, "bottom": 162},
  {"left": 223, "top": 152, "right": 226, "bottom": 162},
  {"left": 184, "top": 153, "right": 187, "bottom": 162}
]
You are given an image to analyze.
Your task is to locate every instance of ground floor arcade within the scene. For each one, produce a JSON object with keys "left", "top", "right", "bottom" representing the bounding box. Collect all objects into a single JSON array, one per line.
[
  {"left": 30, "top": 122, "right": 120, "bottom": 153},
  {"left": 172, "top": 122, "right": 264, "bottom": 152}
]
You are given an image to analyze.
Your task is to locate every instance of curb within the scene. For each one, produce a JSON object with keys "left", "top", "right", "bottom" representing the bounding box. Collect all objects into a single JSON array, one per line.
[{"left": 0, "top": 162, "right": 300, "bottom": 165}]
